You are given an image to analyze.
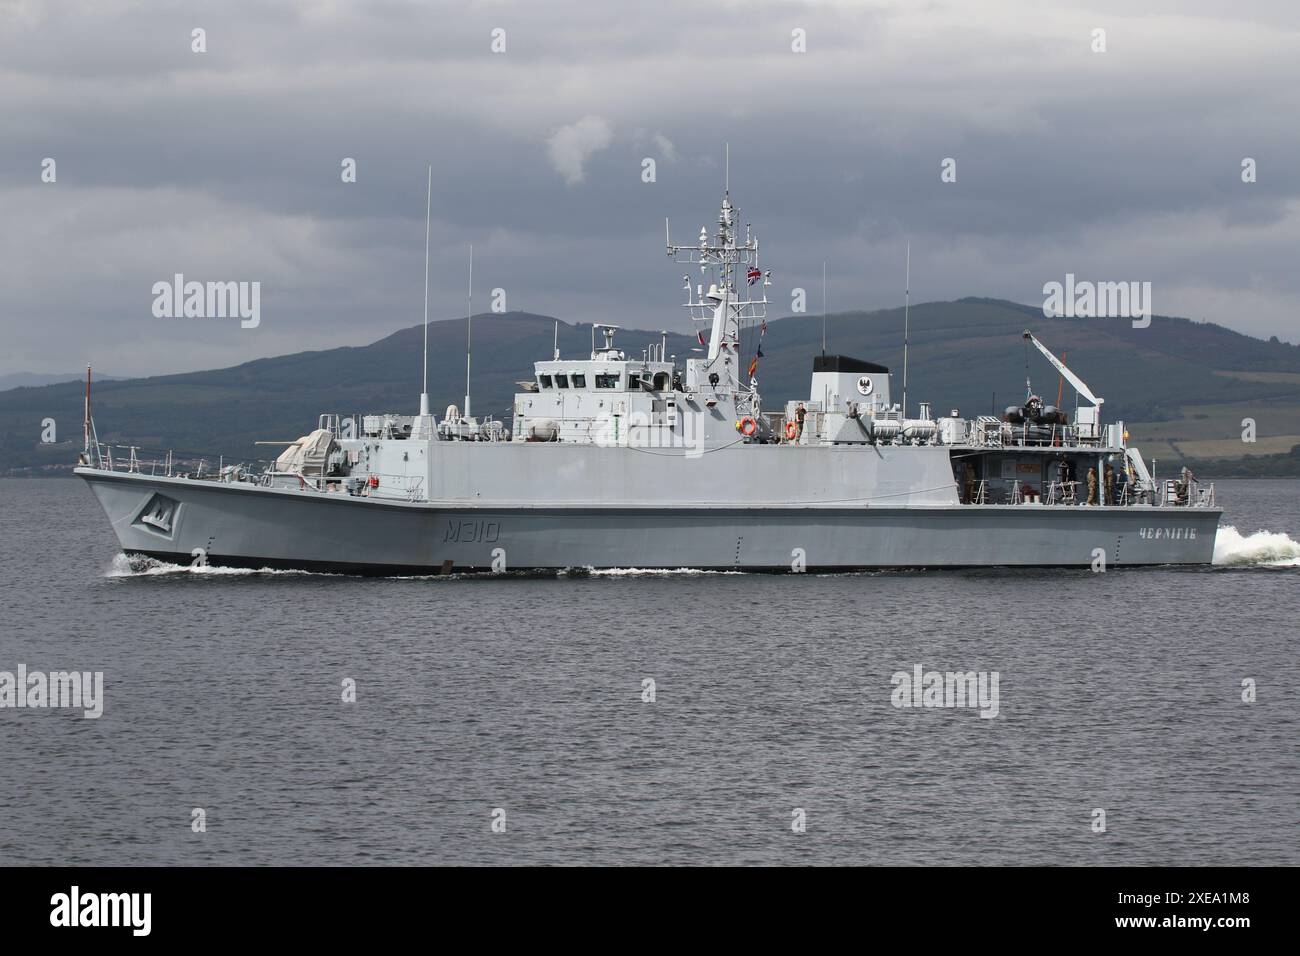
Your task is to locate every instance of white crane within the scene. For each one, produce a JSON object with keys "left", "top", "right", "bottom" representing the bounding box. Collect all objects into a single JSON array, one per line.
[
  {"left": 1022, "top": 329, "right": 1104, "bottom": 439},
  {"left": 1022, "top": 329, "right": 1102, "bottom": 407}
]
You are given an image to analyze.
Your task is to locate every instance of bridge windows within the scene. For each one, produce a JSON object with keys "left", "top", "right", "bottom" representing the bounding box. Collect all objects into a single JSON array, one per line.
[
  {"left": 555, "top": 374, "right": 570, "bottom": 388},
  {"left": 595, "top": 373, "right": 619, "bottom": 389},
  {"left": 571, "top": 373, "right": 587, "bottom": 388},
  {"left": 538, "top": 374, "right": 553, "bottom": 389}
]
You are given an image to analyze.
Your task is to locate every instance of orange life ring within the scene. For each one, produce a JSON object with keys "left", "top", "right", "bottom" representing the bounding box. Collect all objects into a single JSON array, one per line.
[
  {"left": 739, "top": 417, "right": 757, "bottom": 437},
  {"left": 785, "top": 421, "right": 798, "bottom": 440}
]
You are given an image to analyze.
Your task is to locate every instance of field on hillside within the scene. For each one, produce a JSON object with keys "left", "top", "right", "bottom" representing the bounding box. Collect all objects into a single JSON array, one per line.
[{"left": 1127, "top": 399, "right": 1300, "bottom": 461}]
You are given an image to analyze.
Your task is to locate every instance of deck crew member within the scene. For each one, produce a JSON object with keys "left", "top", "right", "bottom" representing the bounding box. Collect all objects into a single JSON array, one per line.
[
  {"left": 1176, "top": 466, "right": 1194, "bottom": 506},
  {"left": 1103, "top": 462, "right": 1116, "bottom": 506},
  {"left": 1086, "top": 466, "right": 1098, "bottom": 505},
  {"left": 795, "top": 403, "right": 807, "bottom": 439}
]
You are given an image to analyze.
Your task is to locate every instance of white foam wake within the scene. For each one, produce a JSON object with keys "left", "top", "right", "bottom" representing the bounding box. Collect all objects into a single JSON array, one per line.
[
  {"left": 1212, "top": 525, "right": 1300, "bottom": 567},
  {"left": 104, "top": 554, "right": 321, "bottom": 578},
  {"left": 584, "top": 567, "right": 745, "bottom": 577}
]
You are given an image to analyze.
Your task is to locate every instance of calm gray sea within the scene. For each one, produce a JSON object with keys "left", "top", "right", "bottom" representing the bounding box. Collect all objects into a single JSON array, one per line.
[{"left": 0, "top": 477, "right": 1296, "bottom": 866}]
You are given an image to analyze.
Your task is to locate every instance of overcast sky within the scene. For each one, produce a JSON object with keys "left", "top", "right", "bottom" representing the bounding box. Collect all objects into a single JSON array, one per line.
[{"left": 1, "top": 0, "right": 1297, "bottom": 377}]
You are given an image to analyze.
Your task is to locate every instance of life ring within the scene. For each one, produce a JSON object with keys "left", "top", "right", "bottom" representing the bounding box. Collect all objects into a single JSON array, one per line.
[
  {"left": 739, "top": 417, "right": 758, "bottom": 437},
  {"left": 367, "top": 475, "right": 379, "bottom": 488}
]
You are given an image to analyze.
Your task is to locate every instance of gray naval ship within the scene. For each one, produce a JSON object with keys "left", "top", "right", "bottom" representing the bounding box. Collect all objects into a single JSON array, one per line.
[{"left": 76, "top": 187, "right": 1221, "bottom": 573}]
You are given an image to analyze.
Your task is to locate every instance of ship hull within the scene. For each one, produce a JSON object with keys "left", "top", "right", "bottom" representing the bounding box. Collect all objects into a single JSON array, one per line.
[{"left": 78, "top": 468, "right": 1220, "bottom": 572}]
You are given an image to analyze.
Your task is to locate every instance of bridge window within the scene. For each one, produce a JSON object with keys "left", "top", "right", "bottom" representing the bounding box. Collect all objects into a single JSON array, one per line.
[
  {"left": 538, "top": 374, "right": 552, "bottom": 389},
  {"left": 652, "top": 372, "right": 669, "bottom": 390},
  {"left": 571, "top": 373, "right": 587, "bottom": 388},
  {"left": 628, "top": 373, "right": 642, "bottom": 390},
  {"left": 595, "top": 373, "right": 619, "bottom": 389},
  {"left": 555, "top": 374, "right": 569, "bottom": 388}
]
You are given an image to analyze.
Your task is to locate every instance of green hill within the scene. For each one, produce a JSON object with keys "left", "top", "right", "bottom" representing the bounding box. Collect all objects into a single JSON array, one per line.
[{"left": 5, "top": 299, "right": 1300, "bottom": 476}]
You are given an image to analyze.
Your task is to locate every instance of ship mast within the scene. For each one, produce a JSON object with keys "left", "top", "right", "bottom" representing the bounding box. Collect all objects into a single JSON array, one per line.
[
  {"left": 83, "top": 365, "right": 91, "bottom": 458},
  {"left": 665, "top": 160, "right": 770, "bottom": 396}
]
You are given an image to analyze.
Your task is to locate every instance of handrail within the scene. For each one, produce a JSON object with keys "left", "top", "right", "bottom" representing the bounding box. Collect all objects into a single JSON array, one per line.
[{"left": 967, "top": 419, "right": 1102, "bottom": 450}]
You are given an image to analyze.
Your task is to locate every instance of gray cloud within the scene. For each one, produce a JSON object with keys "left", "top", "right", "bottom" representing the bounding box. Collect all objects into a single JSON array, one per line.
[
  {"left": 0, "top": 0, "right": 1297, "bottom": 377},
  {"left": 547, "top": 116, "right": 614, "bottom": 185}
]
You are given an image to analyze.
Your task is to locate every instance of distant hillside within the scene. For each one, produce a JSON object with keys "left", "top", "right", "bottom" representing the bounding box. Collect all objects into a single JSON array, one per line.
[
  {"left": 0, "top": 371, "right": 123, "bottom": 389},
  {"left": 5, "top": 300, "right": 1300, "bottom": 476}
]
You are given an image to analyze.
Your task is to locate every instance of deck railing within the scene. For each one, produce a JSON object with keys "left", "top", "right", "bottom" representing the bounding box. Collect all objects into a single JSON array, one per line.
[
  {"left": 265, "top": 472, "right": 426, "bottom": 501},
  {"left": 968, "top": 419, "right": 1100, "bottom": 449},
  {"left": 1159, "top": 479, "right": 1215, "bottom": 508},
  {"left": 84, "top": 442, "right": 427, "bottom": 500},
  {"left": 962, "top": 477, "right": 1215, "bottom": 507}
]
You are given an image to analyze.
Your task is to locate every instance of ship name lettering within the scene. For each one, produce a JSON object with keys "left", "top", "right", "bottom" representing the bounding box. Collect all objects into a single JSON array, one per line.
[{"left": 1139, "top": 527, "right": 1194, "bottom": 540}]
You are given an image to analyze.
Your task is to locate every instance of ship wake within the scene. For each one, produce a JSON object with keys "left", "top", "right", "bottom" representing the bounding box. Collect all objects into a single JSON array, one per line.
[
  {"left": 583, "top": 567, "right": 746, "bottom": 577},
  {"left": 1212, "top": 526, "right": 1300, "bottom": 568},
  {"left": 104, "top": 554, "right": 325, "bottom": 578}
]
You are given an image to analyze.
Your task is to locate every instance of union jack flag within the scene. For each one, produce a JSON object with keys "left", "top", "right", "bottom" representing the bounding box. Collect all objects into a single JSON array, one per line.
[{"left": 747, "top": 267, "right": 762, "bottom": 285}]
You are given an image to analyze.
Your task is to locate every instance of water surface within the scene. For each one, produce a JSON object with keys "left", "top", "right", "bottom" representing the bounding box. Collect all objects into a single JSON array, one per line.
[{"left": 0, "top": 478, "right": 1296, "bottom": 865}]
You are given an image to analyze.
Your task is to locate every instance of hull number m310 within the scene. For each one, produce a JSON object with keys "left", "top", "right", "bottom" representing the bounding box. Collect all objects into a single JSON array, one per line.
[{"left": 443, "top": 520, "right": 502, "bottom": 543}]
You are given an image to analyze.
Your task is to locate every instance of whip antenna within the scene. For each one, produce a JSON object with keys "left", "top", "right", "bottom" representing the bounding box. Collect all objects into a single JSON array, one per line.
[
  {"left": 464, "top": 244, "right": 473, "bottom": 419},
  {"left": 420, "top": 165, "right": 432, "bottom": 417},
  {"left": 902, "top": 241, "right": 911, "bottom": 417},
  {"left": 821, "top": 261, "right": 827, "bottom": 356}
]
